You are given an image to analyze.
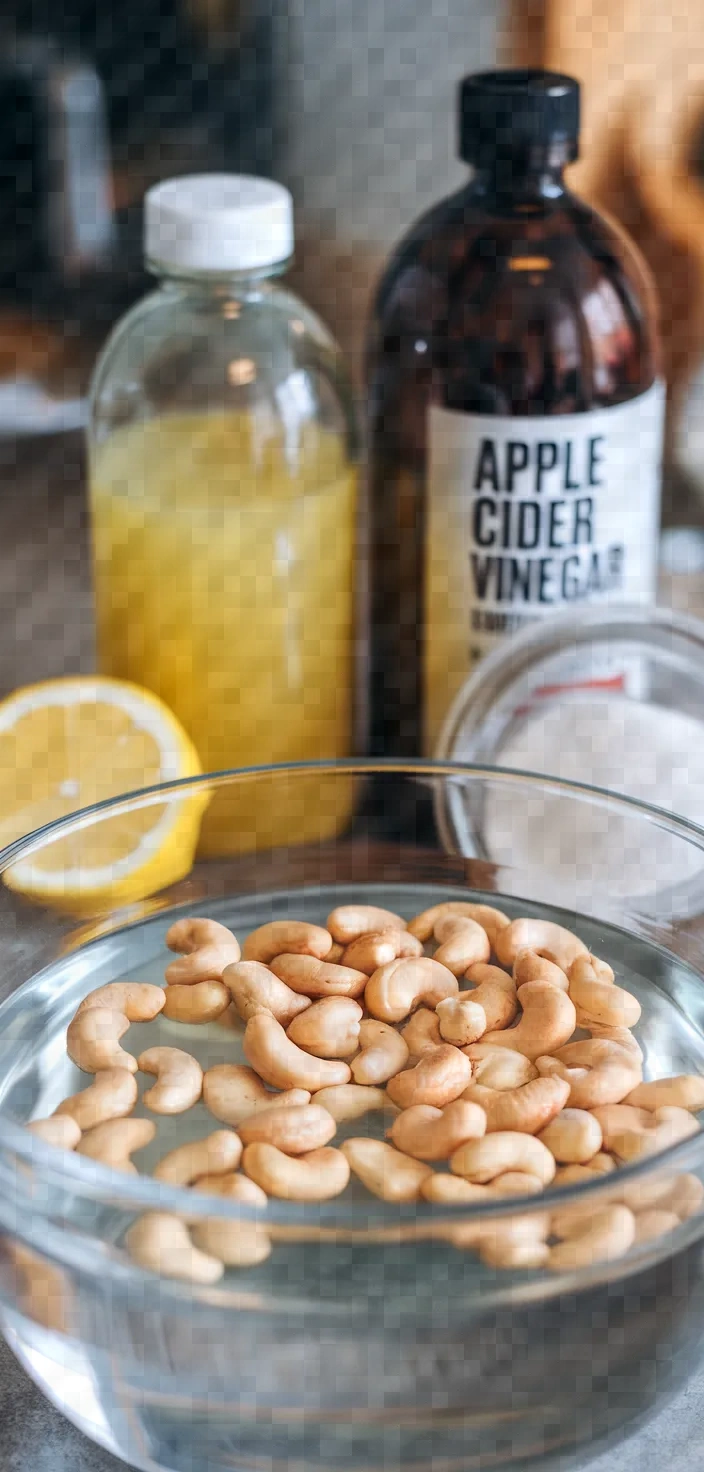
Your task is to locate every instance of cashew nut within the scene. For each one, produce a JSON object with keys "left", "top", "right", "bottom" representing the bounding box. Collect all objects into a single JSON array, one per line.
[
  {"left": 436, "top": 996, "right": 487, "bottom": 1045},
  {"left": 424, "top": 1171, "right": 494, "bottom": 1207},
  {"left": 537, "top": 1057, "right": 604, "bottom": 1107},
  {"left": 8, "top": 1243, "right": 71, "bottom": 1333},
  {"left": 463, "top": 965, "right": 518, "bottom": 1031},
  {"left": 55, "top": 1067, "right": 138, "bottom": 1130},
  {"left": 400, "top": 1007, "right": 442, "bottom": 1059},
  {"left": 618, "top": 1167, "right": 692, "bottom": 1213},
  {"left": 492, "top": 1171, "right": 546, "bottom": 1196},
  {"left": 495, "top": 918, "right": 588, "bottom": 971},
  {"left": 610, "top": 1106, "right": 700, "bottom": 1162},
  {"left": 326, "top": 905, "right": 406, "bottom": 943},
  {"left": 193, "top": 1172, "right": 268, "bottom": 1205},
  {"left": 202, "top": 1063, "right": 310, "bottom": 1125},
  {"left": 77, "top": 1117, "right": 155, "bottom": 1173},
  {"left": 202, "top": 1063, "right": 274, "bottom": 1121},
  {"left": 568, "top": 956, "right": 641, "bottom": 1029},
  {"left": 350, "top": 1020, "right": 409, "bottom": 1084},
  {"left": 548, "top": 1204, "right": 636, "bottom": 1270},
  {"left": 585, "top": 1023, "right": 643, "bottom": 1062},
  {"left": 166, "top": 917, "right": 238, "bottom": 954},
  {"left": 547, "top": 1036, "right": 642, "bottom": 1106},
  {"left": 165, "top": 941, "right": 243, "bottom": 986},
  {"left": 478, "top": 1214, "right": 550, "bottom": 1270},
  {"left": 513, "top": 949, "right": 568, "bottom": 992},
  {"left": 432, "top": 916, "right": 491, "bottom": 976},
  {"left": 270, "top": 954, "right": 367, "bottom": 999},
  {"left": 339, "top": 931, "right": 397, "bottom": 973},
  {"left": 538, "top": 1038, "right": 641, "bottom": 1108},
  {"left": 365, "top": 957, "right": 458, "bottom": 1023},
  {"left": 450, "top": 1131, "right": 556, "bottom": 1185},
  {"left": 223, "top": 960, "right": 311, "bottom": 1027},
  {"left": 286, "top": 997, "right": 363, "bottom": 1058},
  {"left": 389, "top": 1100, "right": 487, "bottom": 1160},
  {"left": 483, "top": 981, "right": 576, "bottom": 1060},
  {"left": 587, "top": 953, "right": 616, "bottom": 983},
  {"left": 243, "top": 1143, "right": 350, "bottom": 1200},
  {"left": 589, "top": 1151, "right": 617, "bottom": 1173},
  {"left": 463, "top": 1075, "right": 570, "bottom": 1134},
  {"left": 590, "top": 1103, "right": 652, "bottom": 1151},
  {"left": 243, "top": 1014, "right": 351, "bottom": 1091},
  {"left": 191, "top": 1217, "right": 272, "bottom": 1267},
  {"left": 625, "top": 1075, "right": 704, "bottom": 1112},
  {"left": 396, "top": 931, "right": 425, "bottom": 958},
  {"left": 242, "top": 920, "right": 332, "bottom": 964},
  {"left": 138, "top": 1047, "right": 203, "bottom": 1114},
  {"left": 67, "top": 1007, "right": 137, "bottom": 1074},
  {"left": 670, "top": 1174, "right": 704, "bottom": 1219},
  {"left": 162, "top": 980, "right": 230, "bottom": 1023},
  {"left": 27, "top": 1116, "right": 81, "bottom": 1150},
  {"left": 386, "top": 1044, "right": 472, "bottom": 1109},
  {"left": 341, "top": 929, "right": 423, "bottom": 974},
  {"left": 75, "top": 982, "right": 166, "bottom": 1022},
  {"left": 313, "top": 1084, "right": 399, "bottom": 1123},
  {"left": 464, "top": 1045, "right": 538, "bottom": 1090},
  {"left": 537, "top": 1108, "right": 603, "bottom": 1163},
  {"left": 415, "top": 1208, "right": 547, "bottom": 1259},
  {"left": 553, "top": 1156, "right": 616, "bottom": 1187},
  {"left": 464, "top": 963, "right": 516, "bottom": 992},
  {"left": 341, "top": 1138, "right": 432, "bottom": 1201},
  {"left": 633, "top": 1209, "right": 681, "bottom": 1245},
  {"left": 154, "top": 1129, "right": 242, "bottom": 1185},
  {"left": 239, "top": 1103, "right": 336, "bottom": 1154},
  {"left": 126, "top": 1211, "right": 224, "bottom": 1283},
  {"left": 408, "top": 902, "right": 509, "bottom": 949},
  {"left": 421, "top": 1173, "right": 495, "bottom": 1204},
  {"left": 545, "top": 1185, "right": 611, "bottom": 1236}
]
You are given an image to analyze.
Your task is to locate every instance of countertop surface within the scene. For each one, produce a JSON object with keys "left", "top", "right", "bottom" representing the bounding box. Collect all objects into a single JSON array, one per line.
[{"left": 1, "top": 435, "right": 704, "bottom": 1471}]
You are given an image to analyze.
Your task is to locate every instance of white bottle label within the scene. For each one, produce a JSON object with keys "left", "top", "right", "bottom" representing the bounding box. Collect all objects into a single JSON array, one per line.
[{"left": 424, "top": 381, "right": 665, "bottom": 753}]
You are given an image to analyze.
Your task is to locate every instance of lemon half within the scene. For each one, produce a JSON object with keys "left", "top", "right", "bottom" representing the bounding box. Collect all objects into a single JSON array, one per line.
[{"left": 0, "top": 676, "right": 207, "bottom": 914}]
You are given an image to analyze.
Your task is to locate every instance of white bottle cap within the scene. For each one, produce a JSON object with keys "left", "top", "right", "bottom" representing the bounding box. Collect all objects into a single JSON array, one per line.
[{"left": 144, "top": 174, "right": 294, "bottom": 274}]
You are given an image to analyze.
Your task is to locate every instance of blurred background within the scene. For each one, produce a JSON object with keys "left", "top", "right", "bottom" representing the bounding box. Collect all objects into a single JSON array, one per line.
[
  {"left": 1, "top": 0, "right": 704, "bottom": 592},
  {"left": 0, "top": 0, "right": 510, "bottom": 410}
]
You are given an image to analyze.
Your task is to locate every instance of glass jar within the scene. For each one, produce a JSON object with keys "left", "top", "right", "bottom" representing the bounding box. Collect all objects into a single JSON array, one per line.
[
  {"left": 435, "top": 602, "right": 704, "bottom": 911},
  {"left": 87, "top": 175, "right": 360, "bottom": 854}
]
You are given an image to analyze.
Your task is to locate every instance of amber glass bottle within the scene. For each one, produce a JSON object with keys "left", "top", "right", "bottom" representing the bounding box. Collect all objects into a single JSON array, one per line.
[{"left": 366, "top": 70, "right": 663, "bottom": 758}]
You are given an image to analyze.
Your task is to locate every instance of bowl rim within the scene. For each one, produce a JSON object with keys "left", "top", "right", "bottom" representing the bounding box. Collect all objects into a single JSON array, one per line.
[
  {"left": 1, "top": 758, "right": 704, "bottom": 1277},
  {"left": 1, "top": 753, "right": 704, "bottom": 865}
]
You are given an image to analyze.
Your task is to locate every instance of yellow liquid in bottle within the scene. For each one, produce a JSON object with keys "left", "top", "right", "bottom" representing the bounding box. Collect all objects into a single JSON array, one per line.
[{"left": 90, "top": 412, "right": 358, "bottom": 854}]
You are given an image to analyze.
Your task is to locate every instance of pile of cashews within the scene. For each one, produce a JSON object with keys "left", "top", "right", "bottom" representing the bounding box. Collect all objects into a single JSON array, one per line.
[{"left": 27, "top": 904, "right": 704, "bottom": 1285}]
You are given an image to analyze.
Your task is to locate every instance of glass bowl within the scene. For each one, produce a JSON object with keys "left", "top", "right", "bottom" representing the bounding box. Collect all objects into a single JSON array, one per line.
[{"left": 1, "top": 760, "right": 704, "bottom": 1472}]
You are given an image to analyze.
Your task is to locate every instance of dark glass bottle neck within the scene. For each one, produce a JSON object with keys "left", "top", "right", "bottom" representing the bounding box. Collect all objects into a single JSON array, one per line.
[{"left": 466, "top": 140, "right": 573, "bottom": 208}]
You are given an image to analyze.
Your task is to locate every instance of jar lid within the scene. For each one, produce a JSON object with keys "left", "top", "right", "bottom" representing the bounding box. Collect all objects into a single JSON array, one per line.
[
  {"left": 144, "top": 174, "right": 294, "bottom": 274},
  {"left": 435, "top": 604, "right": 704, "bottom": 911}
]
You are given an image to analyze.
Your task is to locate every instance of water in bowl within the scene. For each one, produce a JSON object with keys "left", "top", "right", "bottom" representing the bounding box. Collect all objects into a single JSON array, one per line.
[{"left": 1, "top": 883, "right": 704, "bottom": 1472}]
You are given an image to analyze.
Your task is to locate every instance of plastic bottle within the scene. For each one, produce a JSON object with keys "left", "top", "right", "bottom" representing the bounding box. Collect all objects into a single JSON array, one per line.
[{"left": 88, "top": 175, "right": 359, "bottom": 853}]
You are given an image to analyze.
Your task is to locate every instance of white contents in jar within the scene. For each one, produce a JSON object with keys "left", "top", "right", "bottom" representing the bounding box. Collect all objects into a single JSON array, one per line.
[{"left": 483, "top": 695, "right": 704, "bottom": 904}]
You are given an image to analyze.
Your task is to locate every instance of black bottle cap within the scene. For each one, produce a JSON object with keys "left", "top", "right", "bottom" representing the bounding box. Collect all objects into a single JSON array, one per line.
[{"left": 459, "top": 69, "right": 580, "bottom": 166}]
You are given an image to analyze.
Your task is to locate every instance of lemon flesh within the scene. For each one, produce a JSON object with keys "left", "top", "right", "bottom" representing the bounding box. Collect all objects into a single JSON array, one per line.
[{"left": 0, "top": 676, "right": 207, "bottom": 914}]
